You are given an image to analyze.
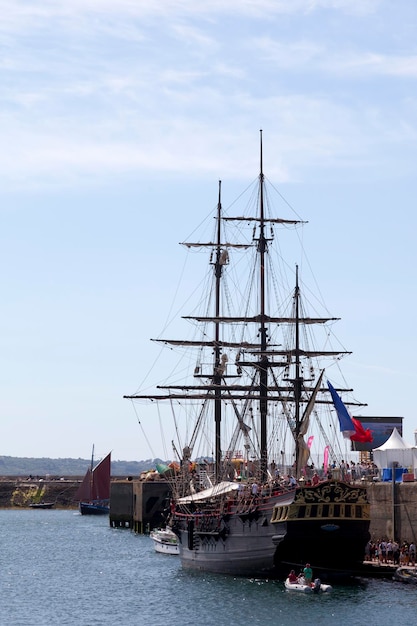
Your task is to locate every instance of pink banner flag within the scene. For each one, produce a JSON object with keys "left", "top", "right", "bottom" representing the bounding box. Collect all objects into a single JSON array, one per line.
[
  {"left": 307, "top": 436, "right": 314, "bottom": 449},
  {"left": 323, "top": 445, "right": 329, "bottom": 472}
]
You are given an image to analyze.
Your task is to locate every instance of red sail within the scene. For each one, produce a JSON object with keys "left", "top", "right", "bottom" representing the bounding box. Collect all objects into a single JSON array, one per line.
[
  {"left": 91, "top": 452, "right": 111, "bottom": 500},
  {"left": 75, "top": 452, "right": 111, "bottom": 501},
  {"left": 75, "top": 467, "right": 92, "bottom": 501}
]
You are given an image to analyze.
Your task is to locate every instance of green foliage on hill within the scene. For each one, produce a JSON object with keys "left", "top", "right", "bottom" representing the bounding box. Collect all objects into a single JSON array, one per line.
[{"left": 0, "top": 456, "right": 170, "bottom": 477}]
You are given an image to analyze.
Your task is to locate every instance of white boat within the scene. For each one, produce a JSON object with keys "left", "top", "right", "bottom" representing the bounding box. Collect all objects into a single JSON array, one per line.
[
  {"left": 285, "top": 577, "right": 332, "bottom": 593},
  {"left": 150, "top": 528, "right": 179, "bottom": 555},
  {"left": 393, "top": 567, "right": 417, "bottom": 584}
]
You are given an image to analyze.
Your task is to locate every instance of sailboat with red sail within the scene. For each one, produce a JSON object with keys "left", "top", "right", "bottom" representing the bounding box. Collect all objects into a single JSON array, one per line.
[{"left": 75, "top": 447, "right": 111, "bottom": 515}]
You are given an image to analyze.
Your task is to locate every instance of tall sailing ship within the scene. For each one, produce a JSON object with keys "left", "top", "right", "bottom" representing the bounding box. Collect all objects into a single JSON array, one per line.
[{"left": 125, "top": 133, "right": 371, "bottom": 578}]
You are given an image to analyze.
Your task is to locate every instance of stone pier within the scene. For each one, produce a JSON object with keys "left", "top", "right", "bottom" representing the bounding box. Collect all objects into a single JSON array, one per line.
[{"left": 367, "top": 480, "right": 417, "bottom": 542}]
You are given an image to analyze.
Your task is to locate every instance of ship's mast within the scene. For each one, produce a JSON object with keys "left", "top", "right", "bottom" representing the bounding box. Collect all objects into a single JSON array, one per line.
[
  {"left": 294, "top": 266, "right": 302, "bottom": 475},
  {"left": 213, "top": 181, "right": 223, "bottom": 481},
  {"left": 258, "top": 130, "right": 269, "bottom": 483},
  {"left": 90, "top": 444, "right": 94, "bottom": 498}
]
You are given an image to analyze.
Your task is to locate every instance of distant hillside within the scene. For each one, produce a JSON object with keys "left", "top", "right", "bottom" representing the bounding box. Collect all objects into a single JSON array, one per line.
[{"left": 0, "top": 456, "right": 171, "bottom": 477}]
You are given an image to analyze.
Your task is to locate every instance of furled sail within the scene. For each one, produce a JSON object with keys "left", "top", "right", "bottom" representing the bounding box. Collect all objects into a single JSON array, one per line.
[{"left": 296, "top": 370, "right": 324, "bottom": 473}]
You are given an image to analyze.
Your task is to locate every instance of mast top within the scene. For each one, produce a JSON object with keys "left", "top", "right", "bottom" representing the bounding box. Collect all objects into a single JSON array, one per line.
[{"left": 260, "top": 129, "right": 263, "bottom": 178}]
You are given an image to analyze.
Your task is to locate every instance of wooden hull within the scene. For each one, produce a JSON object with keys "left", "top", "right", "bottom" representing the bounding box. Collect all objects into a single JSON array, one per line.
[
  {"left": 79, "top": 501, "right": 109, "bottom": 515},
  {"left": 174, "top": 489, "right": 295, "bottom": 577}
]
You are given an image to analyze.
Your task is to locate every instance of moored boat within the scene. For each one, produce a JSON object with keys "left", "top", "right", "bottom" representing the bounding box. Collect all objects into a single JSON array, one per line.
[
  {"left": 29, "top": 501, "right": 55, "bottom": 509},
  {"left": 150, "top": 528, "right": 179, "bottom": 555},
  {"left": 75, "top": 447, "right": 111, "bottom": 515},
  {"left": 125, "top": 132, "right": 371, "bottom": 578},
  {"left": 393, "top": 566, "right": 417, "bottom": 584},
  {"left": 79, "top": 500, "right": 110, "bottom": 515}
]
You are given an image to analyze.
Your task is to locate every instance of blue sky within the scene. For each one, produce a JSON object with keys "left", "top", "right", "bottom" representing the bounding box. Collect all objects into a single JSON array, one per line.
[{"left": 1, "top": 0, "right": 417, "bottom": 462}]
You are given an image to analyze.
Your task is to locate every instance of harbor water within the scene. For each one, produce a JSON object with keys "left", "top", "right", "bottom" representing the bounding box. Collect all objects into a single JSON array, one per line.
[{"left": 2, "top": 509, "right": 416, "bottom": 625}]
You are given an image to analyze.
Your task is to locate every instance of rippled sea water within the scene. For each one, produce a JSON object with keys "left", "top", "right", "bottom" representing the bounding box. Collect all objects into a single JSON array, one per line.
[{"left": 2, "top": 509, "right": 416, "bottom": 625}]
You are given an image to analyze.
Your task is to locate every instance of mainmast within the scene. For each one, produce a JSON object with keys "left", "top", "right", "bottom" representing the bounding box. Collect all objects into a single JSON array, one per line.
[
  {"left": 258, "top": 130, "right": 269, "bottom": 483},
  {"left": 90, "top": 444, "right": 94, "bottom": 490},
  {"left": 213, "top": 181, "right": 224, "bottom": 481}
]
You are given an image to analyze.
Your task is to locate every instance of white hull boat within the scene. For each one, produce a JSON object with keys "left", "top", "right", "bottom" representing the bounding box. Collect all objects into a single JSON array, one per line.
[
  {"left": 150, "top": 528, "right": 179, "bottom": 555},
  {"left": 285, "top": 577, "right": 332, "bottom": 593},
  {"left": 393, "top": 567, "right": 417, "bottom": 584}
]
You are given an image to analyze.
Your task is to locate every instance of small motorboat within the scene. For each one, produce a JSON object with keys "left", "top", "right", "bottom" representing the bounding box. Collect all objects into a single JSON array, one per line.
[
  {"left": 150, "top": 528, "right": 179, "bottom": 555},
  {"left": 393, "top": 567, "right": 417, "bottom": 584},
  {"left": 285, "top": 577, "right": 332, "bottom": 594},
  {"left": 29, "top": 502, "right": 55, "bottom": 509},
  {"left": 285, "top": 577, "right": 313, "bottom": 593}
]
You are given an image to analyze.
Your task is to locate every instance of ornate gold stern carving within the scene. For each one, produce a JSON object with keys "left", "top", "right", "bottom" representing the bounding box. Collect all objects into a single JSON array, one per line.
[{"left": 294, "top": 482, "right": 369, "bottom": 506}]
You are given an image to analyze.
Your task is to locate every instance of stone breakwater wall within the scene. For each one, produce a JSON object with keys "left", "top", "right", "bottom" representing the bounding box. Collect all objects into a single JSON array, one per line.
[
  {"left": 367, "top": 481, "right": 417, "bottom": 542},
  {"left": 0, "top": 478, "right": 81, "bottom": 508}
]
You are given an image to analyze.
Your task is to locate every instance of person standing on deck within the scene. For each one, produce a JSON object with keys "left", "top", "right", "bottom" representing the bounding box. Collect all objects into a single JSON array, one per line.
[
  {"left": 288, "top": 475, "right": 297, "bottom": 487},
  {"left": 303, "top": 563, "right": 313, "bottom": 585},
  {"left": 312, "top": 471, "right": 320, "bottom": 486}
]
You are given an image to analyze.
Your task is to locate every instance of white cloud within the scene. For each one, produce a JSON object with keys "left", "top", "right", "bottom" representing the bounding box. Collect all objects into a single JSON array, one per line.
[
  {"left": 0, "top": 88, "right": 400, "bottom": 189},
  {"left": 0, "top": 0, "right": 414, "bottom": 192},
  {"left": 253, "top": 36, "right": 417, "bottom": 80},
  {"left": 341, "top": 53, "right": 417, "bottom": 78},
  {"left": 0, "top": 0, "right": 380, "bottom": 33},
  {"left": 254, "top": 38, "right": 325, "bottom": 68}
]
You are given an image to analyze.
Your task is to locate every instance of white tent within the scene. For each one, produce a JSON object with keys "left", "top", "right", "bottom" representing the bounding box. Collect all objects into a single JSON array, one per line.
[{"left": 373, "top": 428, "right": 417, "bottom": 470}]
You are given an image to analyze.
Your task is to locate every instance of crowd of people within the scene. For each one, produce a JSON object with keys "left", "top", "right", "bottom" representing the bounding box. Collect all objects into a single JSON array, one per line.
[
  {"left": 268, "top": 459, "right": 381, "bottom": 485},
  {"left": 365, "top": 539, "right": 416, "bottom": 566},
  {"left": 302, "top": 460, "right": 379, "bottom": 482},
  {"left": 229, "top": 458, "right": 381, "bottom": 500}
]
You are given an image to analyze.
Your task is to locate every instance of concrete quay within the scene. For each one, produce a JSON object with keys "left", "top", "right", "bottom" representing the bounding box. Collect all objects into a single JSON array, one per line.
[
  {"left": 2, "top": 476, "right": 417, "bottom": 551},
  {"left": 0, "top": 477, "right": 81, "bottom": 508}
]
